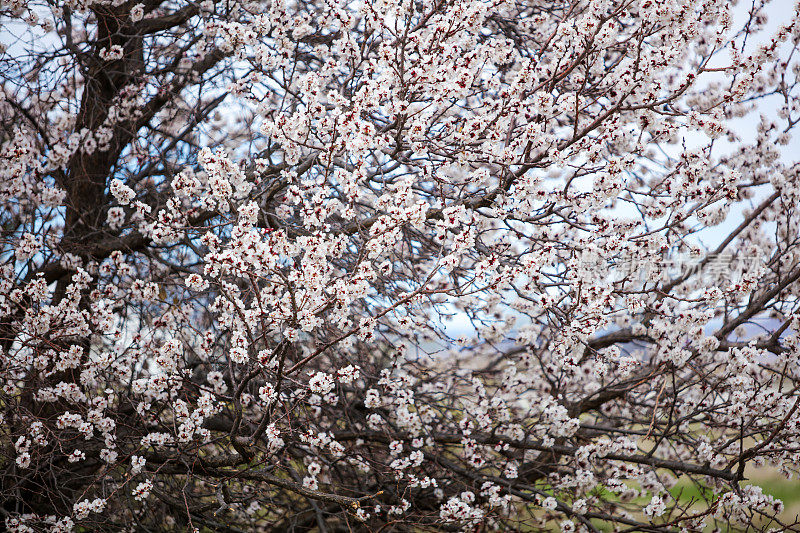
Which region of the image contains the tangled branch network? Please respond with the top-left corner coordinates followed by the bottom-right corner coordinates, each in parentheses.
top-left (2, 0), bottom-right (800, 531)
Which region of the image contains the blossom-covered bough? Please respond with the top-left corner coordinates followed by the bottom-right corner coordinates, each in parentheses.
top-left (2, 0), bottom-right (800, 531)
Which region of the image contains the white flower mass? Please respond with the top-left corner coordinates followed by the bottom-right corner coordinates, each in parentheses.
top-left (1, 0), bottom-right (800, 531)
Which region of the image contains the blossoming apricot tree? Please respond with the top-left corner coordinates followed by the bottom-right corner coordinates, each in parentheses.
top-left (2, 0), bottom-right (800, 531)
